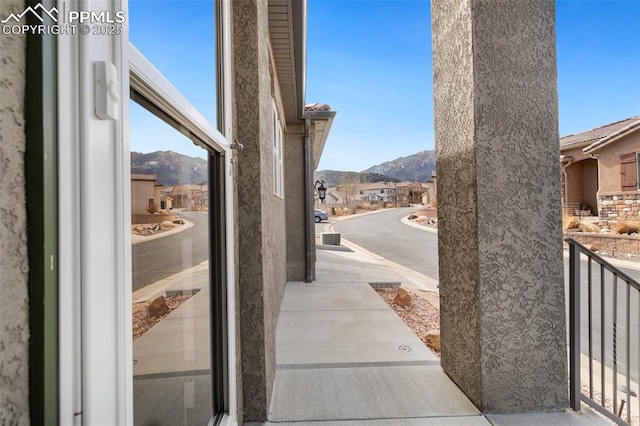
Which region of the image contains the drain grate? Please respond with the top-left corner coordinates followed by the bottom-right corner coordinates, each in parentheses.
top-left (369, 281), bottom-right (401, 289)
top-left (165, 288), bottom-right (201, 297)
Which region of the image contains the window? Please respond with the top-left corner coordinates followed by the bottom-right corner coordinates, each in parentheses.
top-left (273, 102), bottom-right (284, 197)
top-left (621, 153), bottom-right (638, 191)
top-left (129, 101), bottom-right (219, 425)
top-left (57, 1), bottom-right (236, 424)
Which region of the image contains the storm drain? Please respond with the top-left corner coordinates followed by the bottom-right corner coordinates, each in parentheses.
top-left (368, 281), bottom-right (401, 289)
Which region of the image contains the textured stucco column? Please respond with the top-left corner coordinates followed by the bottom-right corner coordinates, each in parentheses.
top-left (232, 0), bottom-right (288, 421)
top-left (432, 0), bottom-right (567, 412)
top-left (0, 0), bottom-right (30, 423)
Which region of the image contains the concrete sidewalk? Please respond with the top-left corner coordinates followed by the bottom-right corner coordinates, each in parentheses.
top-left (248, 240), bottom-right (609, 425)
top-left (265, 248), bottom-right (488, 425)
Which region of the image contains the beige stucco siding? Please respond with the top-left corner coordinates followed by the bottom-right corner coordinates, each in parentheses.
top-left (131, 180), bottom-right (155, 214)
top-left (232, 0), bottom-right (289, 420)
top-left (596, 129), bottom-right (640, 194)
top-left (284, 126), bottom-right (306, 281)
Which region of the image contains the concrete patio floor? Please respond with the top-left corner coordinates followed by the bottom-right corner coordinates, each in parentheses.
top-left (246, 244), bottom-right (609, 425)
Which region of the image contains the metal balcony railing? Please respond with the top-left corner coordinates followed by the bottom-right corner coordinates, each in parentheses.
top-left (562, 202), bottom-right (583, 217)
top-left (567, 237), bottom-right (640, 425)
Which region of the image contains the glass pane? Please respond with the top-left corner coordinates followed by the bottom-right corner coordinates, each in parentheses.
top-left (128, 0), bottom-right (217, 126)
top-left (130, 99), bottom-right (212, 425)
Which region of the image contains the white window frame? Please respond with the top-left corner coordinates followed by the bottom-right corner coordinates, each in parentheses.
top-left (57, 1), bottom-right (237, 424)
top-left (273, 100), bottom-right (284, 197)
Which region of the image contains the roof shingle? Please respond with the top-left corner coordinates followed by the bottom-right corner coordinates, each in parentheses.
top-left (560, 117), bottom-right (640, 150)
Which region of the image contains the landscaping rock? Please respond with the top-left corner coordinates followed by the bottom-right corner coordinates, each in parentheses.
top-left (423, 330), bottom-right (441, 351)
top-left (394, 286), bottom-right (412, 307)
top-left (161, 221), bottom-right (177, 229)
top-left (147, 295), bottom-right (170, 318)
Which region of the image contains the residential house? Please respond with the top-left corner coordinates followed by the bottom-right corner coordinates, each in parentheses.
top-left (2, 0), bottom-right (335, 423)
top-left (1, 1), bottom-right (570, 424)
top-left (131, 173), bottom-right (162, 214)
top-left (394, 181), bottom-right (427, 206)
top-left (560, 117), bottom-right (640, 222)
top-left (162, 183), bottom-right (208, 210)
top-left (423, 172), bottom-right (437, 206)
top-left (353, 182), bottom-right (398, 203)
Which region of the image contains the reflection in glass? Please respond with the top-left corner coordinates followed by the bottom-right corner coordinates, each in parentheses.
top-left (130, 100), bottom-right (212, 425)
top-left (128, 0), bottom-right (216, 126)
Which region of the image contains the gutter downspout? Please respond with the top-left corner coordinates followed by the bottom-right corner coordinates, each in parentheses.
top-left (304, 117), bottom-right (313, 283)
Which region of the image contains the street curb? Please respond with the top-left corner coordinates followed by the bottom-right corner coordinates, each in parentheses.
top-left (400, 214), bottom-right (438, 234)
top-left (131, 219), bottom-right (195, 245)
top-left (316, 244), bottom-right (353, 252)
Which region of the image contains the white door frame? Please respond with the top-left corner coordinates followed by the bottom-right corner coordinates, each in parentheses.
top-left (57, 1), bottom-right (237, 424)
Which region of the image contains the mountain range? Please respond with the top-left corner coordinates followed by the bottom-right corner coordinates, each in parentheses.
top-left (131, 151), bottom-right (208, 186)
top-left (316, 150), bottom-right (436, 187)
top-left (132, 149), bottom-right (436, 189)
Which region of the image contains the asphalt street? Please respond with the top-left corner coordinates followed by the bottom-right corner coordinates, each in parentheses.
top-left (334, 207), bottom-right (439, 281)
top-left (132, 211), bottom-right (209, 292)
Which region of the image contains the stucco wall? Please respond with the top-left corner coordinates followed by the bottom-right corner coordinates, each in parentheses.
top-left (131, 180), bottom-right (155, 214)
top-left (433, 0), bottom-right (567, 412)
top-left (0, 0), bottom-right (30, 423)
top-left (232, 0), bottom-right (287, 420)
top-left (284, 127), bottom-right (306, 281)
top-left (565, 232), bottom-right (640, 257)
top-left (597, 130), bottom-right (640, 193)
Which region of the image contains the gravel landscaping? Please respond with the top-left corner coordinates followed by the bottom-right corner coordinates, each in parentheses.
top-left (132, 295), bottom-right (192, 341)
top-left (374, 287), bottom-right (441, 356)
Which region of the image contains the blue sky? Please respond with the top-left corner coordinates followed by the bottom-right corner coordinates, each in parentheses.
top-left (128, 0), bottom-right (640, 172)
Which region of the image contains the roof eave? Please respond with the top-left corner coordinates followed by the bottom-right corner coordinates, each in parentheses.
top-left (268, 0), bottom-right (306, 124)
top-left (292, 0), bottom-right (306, 122)
top-left (304, 110), bottom-right (337, 169)
top-left (560, 141), bottom-right (592, 152)
top-left (583, 121), bottom-right (640, 154)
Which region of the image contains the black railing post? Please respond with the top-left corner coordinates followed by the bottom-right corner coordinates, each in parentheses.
top-left (569, 241), bottom-right (582, 411)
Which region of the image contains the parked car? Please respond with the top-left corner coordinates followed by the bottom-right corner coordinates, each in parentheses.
top-left (314, 209), bottom-right (328, 223)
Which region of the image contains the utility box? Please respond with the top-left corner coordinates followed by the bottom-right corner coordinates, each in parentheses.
top-left (321, 232), bottom-right (341, 246)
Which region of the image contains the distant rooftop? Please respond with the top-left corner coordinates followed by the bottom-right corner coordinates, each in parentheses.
top-left (560, 116), bottom-right (640, 150)
top-left (131, 174), bottom-right (157, 181)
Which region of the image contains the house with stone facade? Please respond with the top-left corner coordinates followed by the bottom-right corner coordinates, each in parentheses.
top-left (2, 0), bottom-right (574, 424)
top-left (560, 117), bottom-right (640, 223)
